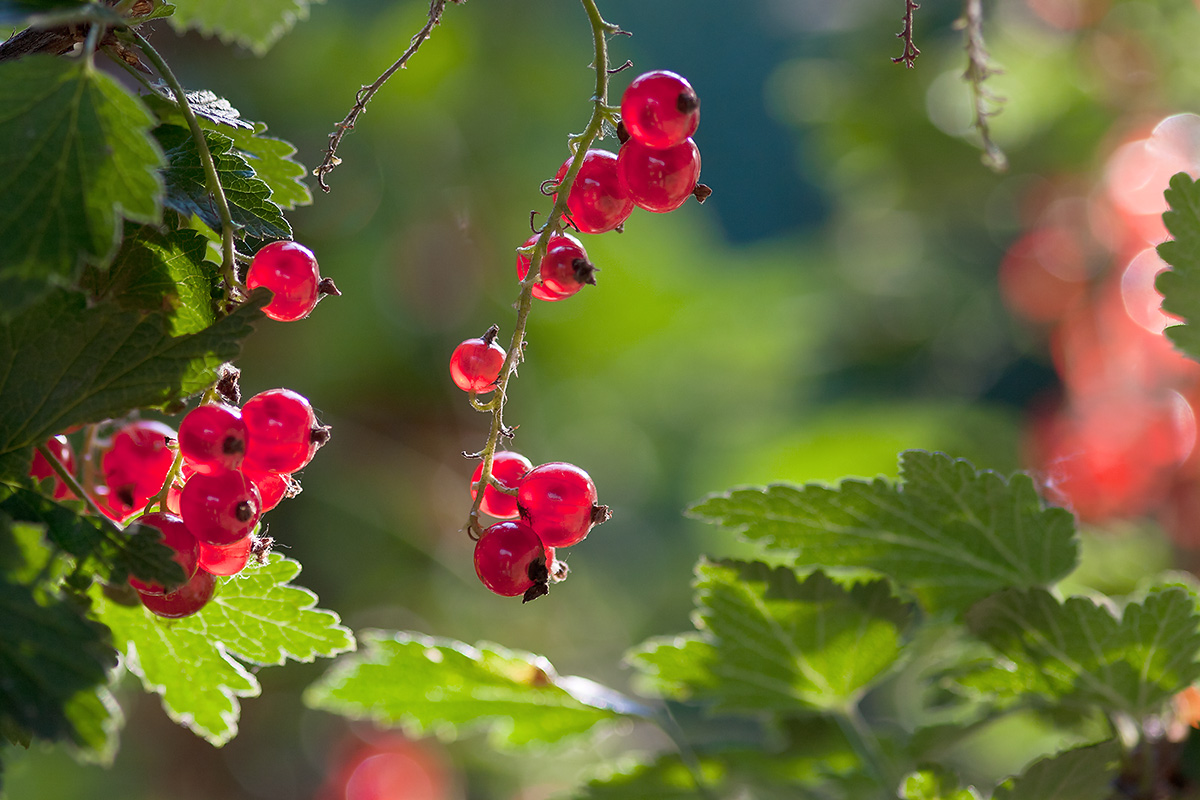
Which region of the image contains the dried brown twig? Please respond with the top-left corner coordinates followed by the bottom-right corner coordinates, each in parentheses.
top-left (958, 0), bottom-right (1007, 171)
top-left (892, 0), bottom-right (920, 68)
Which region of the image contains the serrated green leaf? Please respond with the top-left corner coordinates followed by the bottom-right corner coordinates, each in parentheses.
top-left (1158, 172), bottom-right (1200, 362)
top-left (81, 225), bottom-right (219, 336)
top-left (0, 56), bottom-right (163, 283)
top-left (61, 685), bottom-right (122, 765)
top-left (156, 125), bottom-right (290, 241)
top-left (966, 588), bottom-right (1200, 719)
top-left (167, 0), bottom-right (322, 56)
top-left (92, 554), bottom-right (346, 745)
top-left (0, 288), bottom-right (265, 480)
top-left (305, 630), bottom-right (621, 749)
top-left (689, 451), bottom-right (1078, 618)
top-left (992, 740), bottom-right (1121, 800)
top-left (629, 562), bottom-right (911, 713)
top-left (901, 768), bottom-right (982, 800)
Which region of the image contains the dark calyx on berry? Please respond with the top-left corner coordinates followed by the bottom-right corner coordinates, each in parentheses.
top-left (676, 89), bottom-right (699, 114)
top-left (523, 555), bottom-right (551, 604)
top-left (572, 258), bottom-right (597, 285)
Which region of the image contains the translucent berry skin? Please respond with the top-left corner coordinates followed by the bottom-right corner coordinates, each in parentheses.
top-left (102, 420), bottom-right (177, 514)
top-left (178, 404), bottom-right (248, 475)
top-left (246, 241), bottom-right (321, 322)
top-left (165, 461), bottom-right (196, 516)
top-left (555, 151), bottom-right (634, 234)
top-left (244, 467), bottom-right (295, 512)
top-left (473, 520), bottom-right (549, 597)
top-left (617, 138), bottom-right (701, 213)
top-left (138, 568), bottom-right (215, 618)
top-left (179, 470), bottom-right (262, 546)
top-left (517, 462), bottom-right (600, 548)
top-left (621, 70), bottom-right (700, 149)
top-left (449, 338), bottom-right (506, 393)
top-left (515, 235), bottom-right (567, 301)
top-left (242, 389), bottom-right (321, 474)
top-left (128, 512), bottom-right (200, 595)
top-left (198, 535), bottom-right (253, 576)
top-left (90, 485), bottom-right (135, 524)
top-left (30, 435), bottom-right (76, 500)
top-left (471, 451), bottom-right (533, 519)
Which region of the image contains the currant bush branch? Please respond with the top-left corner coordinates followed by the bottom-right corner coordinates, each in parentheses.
top-left (462, 0), bottom-right (620, 539)
top-left (315, 0), bottom-right (458, 193)
top-left (958, 0), bottom-right (1007, 172)
top-left (892, 0), bottom-right (920, 68)
top-left (36, 442), bottom-right (122, 533)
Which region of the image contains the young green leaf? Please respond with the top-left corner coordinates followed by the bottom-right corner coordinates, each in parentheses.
top-left (689, 451), bottom-right (1077, 618)
top-left (991, 740), bottom-right (1121, 800)
top-left (629, 562), bottom-right (911, 714)
top-left (901, 768), bottom-right (982, 800)
top-left (965, 588), bottom-right (1200, 719)
top-left (92, 553), bottom-right (351, 745)
top-left (81, 225), bottom-right (220, 336)
top-left (167, 0), bottom-right (322, 56)
top-left (0, 288), bottom-right (265, 480)
top-left (305, 631), bottom-right (622, 749)
top-left (156, 125), bottom-right (291, 241)
top-left (1158, 172), bottom-right (1200, 362)
top-left (0, 56), bottom-right (163, 281)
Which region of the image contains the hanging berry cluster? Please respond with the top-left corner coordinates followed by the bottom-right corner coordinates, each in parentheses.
top-left (449, 7), bottom-right (708, 603)
top-left (30, 241), bottom-right (336, 618)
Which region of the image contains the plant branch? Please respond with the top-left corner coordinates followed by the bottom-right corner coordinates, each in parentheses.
top-left (36, 443), bottom-right (121, 532)
top-left (892, 0), bottom-right (920, 68)
top-left (128, 29), bottom-right (239, 292)
top-left (959, 0), bottom-right (1007, 172)
top-left (463, 0), bottom-right (620, 539)
top-left (314, 0), bottom-right (456, 193)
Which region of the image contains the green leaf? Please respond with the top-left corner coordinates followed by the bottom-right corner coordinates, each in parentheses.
top-left (0, 56), bottom-right (163, 283)
top-left (901, 768), bottom-right (982, 800)
top-left (305, 630), bottom-right (621, 749)
top-left (0, 288), bottom-right (265, 479)
top-left (992, 740), bottom-right (1121, 800)
top-left (628, 562), bottom-right (911, 713)
top-left (0, 1), bottom-right (87, 25)
top-left (156, 125), bottom-right (291, 241)
top-left (61, 686), bottom-right (122, 765)
top-left (689, 451), bottom-right (1078, 618)
top-left (146, 94), bottom-right (310, 210)
top-left (1158, 172), bottom-right (1200, 362)
top-left (93, 553), bottom-right (349, 745)
top-left (965, 588), bottom-right (1200, 719)
top-left (81, 225), bottom-right (219, 336)
top-left (167, 0), bottom-right (322, 56)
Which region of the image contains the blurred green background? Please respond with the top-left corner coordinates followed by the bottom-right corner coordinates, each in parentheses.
top-left (9, 0), bottom-right (1200, 796)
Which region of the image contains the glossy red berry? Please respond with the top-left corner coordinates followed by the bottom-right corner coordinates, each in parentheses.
top-left (617, 138), bottom-right (701, 213)
top-left (198, 535), bottom-right (253, 577)
top-left (516, 234), bottom-right (596, 301)
top-left (471, 451), bottom-right (533, 519)
top-left (128, 512), bottom-right (200, 595)
top-left (515, 235), bottom-right (567, 301)
top-left (517, 462), bottom-right (608, 548)
top-left (101, 420), bottom-right (177, 514)
top-left (178, 404), bottom-right (248, 475)
top-left (90, 485), bottom-right (135, 524)
top-left (138, 568), bottom-right (216, 618)
top-left (179, 470), bottom-right (262, 546)
top-left (30, 435), bottom-right (76, 500)
top-left (473, 520), bottom-right (552, 599)
top-left (621, 70), bottom-right (700, 149)
top-left (449, 331), bottom-right (506, 394)
top-left (246, 241), bottom-right (322, 322)
top-left (242, 389), bottom-right (326, 474)
top-left (244, 467), bottom-right (297, 512)
top-left (555, 150), bottom-right (634, 234)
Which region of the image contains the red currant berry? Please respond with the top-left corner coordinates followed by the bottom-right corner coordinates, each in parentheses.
top-left (617, 138), bottom-right (701, 213)
top-left (179, 470), bottom-right (262, 546)
top-left (244, 467), bottom-right (297, 512)
top-left (471, 451), bottom-right (533, 519)
top-left (246, 241), bottom-right (322, 322)
top-left (165, 461), bottom-right (196, 516)
top-left (515, 235), bottom-right (567, 301)
top-left (90, 485), bottom-right (135, 524)
top-left (128, 512), bottom-right (200, 595)
top-left (101, 420), bottom-right (177, 514)
top-left (517, 462), bottom-right (608, 548)
top-left (555, 150), bottom-right (634, 234)
top-left (449, 329), bottom-right (506, 393)
top-left (30, 435), bottom-right (76, 500)
top-left (178, 404), bottom-right (248, 475)
top-left (621, 70), bottom-right (700, 149)
top-left (242, 389), bottom-right (326, 474)
top-left (473, 520), bottom-right (551, 599)
top-left (516, 234), bottom-right (596, 301)
top-left (198, 535), bottom-right (253, 577)
top-left (138, 568), bottom-right (216, 618)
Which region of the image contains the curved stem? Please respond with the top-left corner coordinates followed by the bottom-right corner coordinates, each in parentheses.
top-left (129, 29), bottom-right (238, 294)
top-left (464, 0), bottom-right (619, 536)
top-left (836, 703), bottom-right (900, 797)
top-left (36, 443), bottom-right (122, 533)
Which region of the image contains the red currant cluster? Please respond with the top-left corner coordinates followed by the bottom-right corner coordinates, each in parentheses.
top-left (470, 453), bottom-right (609, 602)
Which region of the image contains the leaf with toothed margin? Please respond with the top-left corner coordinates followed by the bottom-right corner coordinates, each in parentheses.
top-left (992, 740), bottom-right (1121, 800)
top-left (1158, 172), bottom-right (1200, 363)
top-left (167, 0), bottom-right (323, 56)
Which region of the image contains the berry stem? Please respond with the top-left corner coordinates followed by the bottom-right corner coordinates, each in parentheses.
top-left (128, 29), bottom-right (238, 296)
top-left (35, 442), bottom-right (120, 531)
top-left (148, 444), bottom-right (184, 514)
top-left (465, 0), bottom-right (621, 536)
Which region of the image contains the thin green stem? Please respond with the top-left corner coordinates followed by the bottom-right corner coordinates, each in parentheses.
top-left (129, 29), bottom-right (238, 293)
top-left (36, 443), bottom-right (122, 532)
top-left (464, 0), bottom-right (619, 537)
top-left (653, 705), bottom-right (718, 800)
top-left (836, 703), bottom-right (900, 797)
